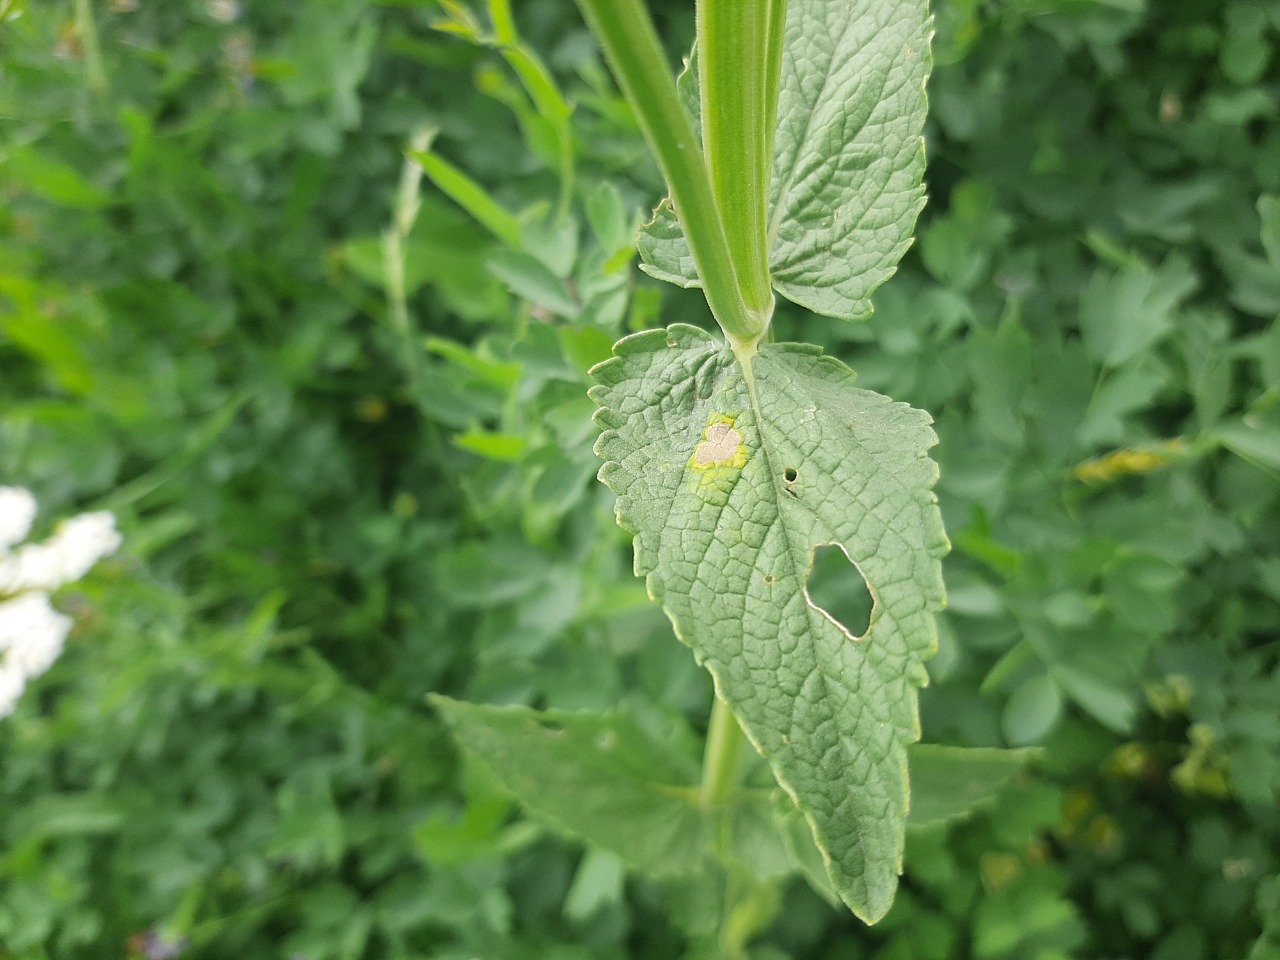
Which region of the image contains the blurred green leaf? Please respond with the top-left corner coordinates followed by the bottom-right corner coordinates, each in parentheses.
top-left (1079, 258), bottom-right (1197, 368)
top-left (486, 249), bottom-right (579, 316)
top-left (907, 744), bottom-right (1037, 826)
top-left (1002, 674), bottom-right (1063, 745)
top-left (431, 697), bottom-right (711, 875)
top-left (2, 146), bottom-right (111, 208)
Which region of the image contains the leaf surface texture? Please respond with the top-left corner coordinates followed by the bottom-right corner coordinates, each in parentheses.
top-left (591, 324), bottom-right (946, 919)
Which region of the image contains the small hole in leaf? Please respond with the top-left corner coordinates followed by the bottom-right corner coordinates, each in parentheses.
top-left (763, 572), bottom-right (777, 585)
top-left (805, 544), bottom-right (874, 638)
top-left (784, 467), bottom-right (798, 483)
top-left (536, 719), bottom-right (566, 735)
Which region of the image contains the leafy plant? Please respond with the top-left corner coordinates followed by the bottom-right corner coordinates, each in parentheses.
top-left (3, 0), bottom-right (1278, 956)
top-left (433, 0), bottom-right (976, 933)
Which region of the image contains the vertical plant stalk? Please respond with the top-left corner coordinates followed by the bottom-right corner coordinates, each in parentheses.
top-left (580, 0), bottom-right (791, 804)
top-left (72, 0), bottom-right (108, 93)
top-left (692, 0), bottom-right (787, 804)
top-left (384, 127), bottom-right (435, 390)
top-left (698, 0), bottom-right (785, 325)
top-left (700, 693), bottom-right (746, 807)
top-left (574, 0), bottom-right (765, 346)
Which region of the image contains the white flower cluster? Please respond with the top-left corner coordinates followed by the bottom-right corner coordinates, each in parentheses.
top-left (0, 487), bottom-right (121, 719)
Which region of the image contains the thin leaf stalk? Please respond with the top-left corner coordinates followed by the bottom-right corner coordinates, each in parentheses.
top-left (574, 0), bottom-right (764, 345)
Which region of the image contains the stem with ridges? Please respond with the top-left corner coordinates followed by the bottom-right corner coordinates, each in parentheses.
top-left (698, 0), bottom-right (786, 327)
top-left (575, 0), bottom-right (764, 345)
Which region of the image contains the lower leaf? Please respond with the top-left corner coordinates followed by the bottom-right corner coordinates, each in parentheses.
top-left (590, 323), bottom-right (947, 922)
top-left (430, 695), bottom-right (710, 876)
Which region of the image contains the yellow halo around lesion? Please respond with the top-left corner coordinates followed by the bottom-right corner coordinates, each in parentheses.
top-left (690, 414), bottom-right (748, 471)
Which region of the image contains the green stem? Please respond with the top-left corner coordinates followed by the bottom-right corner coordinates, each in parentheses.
top-left (73, 0), bottom-right (108, 93)
top-left (488, 0), bottom-right (517, 41)
top-left (385, 127), bottom-right (434, 390)
top-left (700, 694), bottom-right (745, 807)
top-left (698, 0), bottom-right (785, 324)
top-left (575, 0), bottom-right (764, 345)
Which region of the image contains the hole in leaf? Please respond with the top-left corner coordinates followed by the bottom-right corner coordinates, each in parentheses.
top-left (805, 544), bottom-right (874, 638)
top-left (783, 466), bottom-right (798, 483)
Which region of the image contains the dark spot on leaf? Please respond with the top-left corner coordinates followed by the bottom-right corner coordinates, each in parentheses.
top-left (806, 544), bottom-right (875, 638)
top-left (763, 572), bottom-right (777, 585)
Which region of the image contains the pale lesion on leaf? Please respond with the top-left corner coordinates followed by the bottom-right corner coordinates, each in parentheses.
top-left (690, 415), bottom-right (748, 470)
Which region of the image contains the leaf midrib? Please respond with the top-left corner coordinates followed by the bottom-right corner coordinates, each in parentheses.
top-left (734, 346), bottom-right (877, 907)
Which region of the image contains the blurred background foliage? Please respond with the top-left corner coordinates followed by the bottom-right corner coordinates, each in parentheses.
top-left (1, 0), bottom-right (1278, 957)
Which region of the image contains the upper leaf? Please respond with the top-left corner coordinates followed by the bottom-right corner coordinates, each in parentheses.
top-left (591, 324), bottom-right (947, 921)
top-left (637, 0), bottom-right (931, 321)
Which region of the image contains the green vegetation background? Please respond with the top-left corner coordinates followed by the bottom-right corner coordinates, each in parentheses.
top-left (1, 0), bottom-right (1278, 957)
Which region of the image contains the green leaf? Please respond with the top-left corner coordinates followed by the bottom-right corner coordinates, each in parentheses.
top-left (1078, 258), bottom-right (1197, 368)
top-left (1051, 664), bottom-right (1136, 734)
top-left (426, 336), bottom-right (522, 390)
top-left (591, 323), bottom-right (947, 921)
top-left (637, 197), bottom-right (701, 289)
top-left (1251, 875), bottom-right (1280, 960)
top-left (564, 848), bottom-right (627, 921)
top-left (486, 249), bottom-right (579, 317)
top-left (636, 0), bottom-right (931, 321)
top-left (430, 695), bottom-right (712, 875)
top-left (586, 181), bottom-right (634, 255)
top-left (1214, 408), bottom-right (1280, 473)
top-left (454, 430), bottom-right (527, 462)
top-left (907, 744), bottom-right (1036, 826)
top-left (412, 149), bottom-right (524, 249)
top-left (2, 146), bottom-right (111, 209)
top-left (1002, 673), bottom-right (1063, 746)
top-left (6, 793), bottom-right (124, 839)
top-left (1259, 195), bottom-right (1280, 268)
top-left (1077, 358), bottom-right (1166, 447)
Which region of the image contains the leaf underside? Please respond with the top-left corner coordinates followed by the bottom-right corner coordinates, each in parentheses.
top-left (637, 0), bottom-right (932, 321)
top-left (591, 323), bottom-right (947, 921)
top-left (434, 698), bottom-right (1030, 909)
top-left (430, 695), bottom-right (712, 875)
